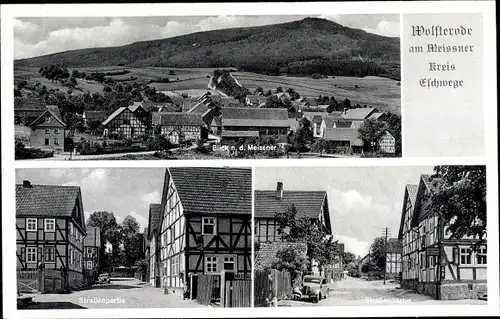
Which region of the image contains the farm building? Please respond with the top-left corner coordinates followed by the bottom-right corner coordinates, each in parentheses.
top-left (83, 226), bottom-right (101, 271)
top-left (147, 203), bottom-right (162, 287)
top-left (377, 130), bottom-right (396, 154)
top-left (385, 238), bottom-right (403, 279)
top-left (323, 128), bottom-right (364, 154)
top-left (157, 167), bottom-right (252, 306)
top-left (157, 113), bottom-right (205, 144)
top-left (398, 176), bottom-right (487, 300)
top-left (28, 105), bottom-right (67, 152)
top-left (245, 95), bottom-right (267, 107)
top-left (16, 181), bottom-right (87, 293)
top-left (212, 108), bottom-right (289, 138)
top-left (340, 108), bottom-right (377, 120)
top-left (14, 96), bottom-right (47, 125)
top-left (102, 104), bottom-right (147, 139)
top-left (82, 111), bottom-right (107, 126)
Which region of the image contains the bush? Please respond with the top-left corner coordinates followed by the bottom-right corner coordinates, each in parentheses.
top-left (15, 141), bottom-right (54, 159)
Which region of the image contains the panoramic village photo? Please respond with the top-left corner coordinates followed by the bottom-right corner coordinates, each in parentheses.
top-left (15, 167), bottom-right (252, 309)
top-left (253, 165), bottom-right (487, 307)
top-left (14, 15), bottom-right (401, 160)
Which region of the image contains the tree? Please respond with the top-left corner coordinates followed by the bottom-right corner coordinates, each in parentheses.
top-left (254, 87), bottom-right (264, 94)
top-left (271, 246), bottom-right (309, 282)
top-left (311, 139), bottom-right (329, 156)
top-left (369, 236), bottom-right (387, 271)
top-left (122, 215), bottom-right (140, 236)
top-left (358, 119), bottom-right (388, 152)
top-left (276, 86), bottom-right (283, 93)
top-left (274, 204), bottom-right (338, 274)
top-left (385, 112), bottom-right (401, 156)
top-left (429, 166), bottom-right (486, 249)
top-left (87, 211), bottom-right (123, 270)
top-left (121, 216), bottom-right (143, 267)
top-left (290, 118), bottom-right (313, 152)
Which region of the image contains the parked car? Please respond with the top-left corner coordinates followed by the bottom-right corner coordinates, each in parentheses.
top-left (97, 273), bottom-right (111, 284)
top-left (293, 275), bottom-right (329, 303)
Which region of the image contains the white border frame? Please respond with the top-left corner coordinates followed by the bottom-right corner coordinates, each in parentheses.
top-left (2, 1), bottom-right (498, 318)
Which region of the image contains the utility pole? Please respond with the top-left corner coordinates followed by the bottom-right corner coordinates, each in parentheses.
top-left (381, 227), bottom-right (391, 285)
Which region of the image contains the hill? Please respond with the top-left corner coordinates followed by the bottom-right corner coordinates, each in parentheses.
top-left (15, 18), bottom-right (400, 76)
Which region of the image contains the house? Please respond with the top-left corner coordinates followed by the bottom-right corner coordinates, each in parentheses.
top-left (302, 111), bottom-right (328, 122)
top-left (212, 108), bottom-right (289, 138)
top-left (144, 226), bottom-right (150, 282)
top-left (102, 105), bottom-right (147, 139)
top-left (83, 226), bottom-right (101, 271)
top-left (147, 204), bottom-right (162, 287)
top-left (14, 96), bottom-right (47, 125)
top-left (377, 131), bottom-right (396, 154)
top-left (359, 253), bottom-right (372, 273)
top-left (245, 95), bottom-right (267, 107)
top-left (158, 167), bottom-right (252, 301)
top-left (368, 112), bottom-right (388, 121)
top-left (28, 105), bottom-right (67, 152)
top-left (82, 111), bottom-right (107, 127)
top-left (312, 115), bottom-right (324, 138)
top-left (16, 181), bottom-right (87, 292)
top-left (398, 175), bottom-right (487, 300)
top-left (340, 108), bottom-right (377, 120)
top-left (323, 128), bottom-right (364, 153)
top-left (385, 238), bottom-right (402, 278)
top-left (157, 113), bottom-right (205, 144)
top-left (276, 92), bottom-right (290, 101)
top-left (254, 182), bottom-right (332, 242)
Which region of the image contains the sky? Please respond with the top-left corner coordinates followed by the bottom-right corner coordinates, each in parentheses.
top-left (14, 14), bottom-right (400, 59)
top-left (255, 166), bottom-right (435, 258)
top-left (16, 168), bottom-right (165, 233)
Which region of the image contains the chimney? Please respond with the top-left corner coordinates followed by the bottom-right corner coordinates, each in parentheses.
top-left (23, 180), bottom-right (32, 188)
top-left (276, 182), bottom-right (284, 199)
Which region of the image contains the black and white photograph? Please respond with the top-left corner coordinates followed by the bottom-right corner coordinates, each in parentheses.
top-left (253, 165), bottom-right (487, 307)
top-left (13, 14), bottom-right (401, 160)
top-left (15, 167), bottom-right (252, 309)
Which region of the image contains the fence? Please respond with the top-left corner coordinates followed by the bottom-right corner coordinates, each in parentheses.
top-left (17, 269), bottom-right (39, 293)
top-left (196, 274), bottom-right (215, 306)
top-left (254, 269), bottom-right (292, 307)
top-left (223, 273), bottom-right (251, 308)
top-left (17, 269), bottom-right (68, 294)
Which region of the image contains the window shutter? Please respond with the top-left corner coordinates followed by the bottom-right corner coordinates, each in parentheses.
top-left (37, 247), bottom-right (43, 262)
top-left (21, 248), bottom-right (26, 262)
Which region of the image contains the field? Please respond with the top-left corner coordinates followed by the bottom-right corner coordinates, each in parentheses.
top-left (15, 66), bottom-right (400, 113)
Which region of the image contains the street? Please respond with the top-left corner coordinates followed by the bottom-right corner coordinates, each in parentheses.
top-left (279, 276), bottom-right (487, 307)
top-left (19, 278), bottom-right (205, 309)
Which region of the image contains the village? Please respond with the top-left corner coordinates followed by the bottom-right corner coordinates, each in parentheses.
top-left (14, 68), bottom-right (400, 161)
top-left (15, 165), bottom-right (486, 309)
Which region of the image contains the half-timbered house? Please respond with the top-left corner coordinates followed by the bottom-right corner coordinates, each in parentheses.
top-left (16, 181), bottom-right (87, 292)
top-left (398, 175), bottom-right (487, 300)
top-left (158, 167), bottom-right (252, 302)
top-left (83, 226), bottom-right (101, 271)
top-left (147, 203), bottom-right (162, 287)
top-left (385, 238), bottom-right (402, 278)
top-left (102, 105), bottom-right (147, 139)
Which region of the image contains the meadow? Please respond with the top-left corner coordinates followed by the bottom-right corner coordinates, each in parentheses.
top-left (15, 66), bottom-right (400, 113)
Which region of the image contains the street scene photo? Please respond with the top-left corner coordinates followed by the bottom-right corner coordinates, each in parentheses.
top-left (14, 15), bottom-right (401, 160)
top-left (16, 167), bottom-right (252, 308)
top-left (253, 165), bottom-right (487, 306)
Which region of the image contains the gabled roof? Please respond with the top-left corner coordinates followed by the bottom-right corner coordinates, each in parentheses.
top-left (341, 108), bottom-right (376, 120)
top-left (29, 105), bottom-right (66, 127)
top-left (221, 130), bottom-right (259, 138)
top-left (312, 115), bottom-right (323, 124)
top-left (335, 120), bottom-right (353, 128)
top-left (386, 238), bottom-right (402, 254)
top-left (397, 184), bottom-right (418, 240)
top-left (287, 118), bottom-right (301, 131)
top-left (188, 102), bottom-right (210, 114)
top-left (221, 108), bottom-right (288, 127)
top-left (84, 226), bottom-right (101, 247)
top-left (148, 204), bottom-right (162, 239)
top-left (168, 167), bottom-right (252, 215)
top-left (159, 113), bottom-right (205, 126)
top-left (368, 112), bottom-right (385, 120)
top-left (129, 101), bottom-right (152, 112)
top-left (84, 110), bottom-right (107, 121)
top-left (16, 183), bottom-right (84, 231)
top-left (255, 190), bottom-right (327, 220)
top-left (102, 107), bottom-right (128, 126)
top-left (411, 174), bottom-right (444, 227)
top-left (323, 128), bottom-right (363, 146)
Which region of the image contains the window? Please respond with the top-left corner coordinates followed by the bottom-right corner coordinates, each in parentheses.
top-left (27, 218), bottom-right (37, 231)
top-left (26, 247), bottom-right (37, 263)
top-left (172, 256), bottom-right (179, 275)
top-left (87, 247), bottom-right (93, 258)
top-left (206, 256), bottom-right (218, 273)
top-left (54, 138), bottom-right (59, 145)
top-left (202, 217), bottom-right (216, 235)
top-left (45, 115), bottom-right (51, 123)
top-left (44, 247), bottom-right (55, 263)
top-left (55, 128), bottom-right (59, 134)
top-left (87, 261), bottom-right (93, 269)
top-left (45, 138), bottom-right (50, 145)
top-left (45, 128), bottom-right (50, 134)
top-left (476, 248), bottom-right (487, 265)
top-left (460, 248), bottom-right (472, 265)
top-left (44, 219), bottom-right (55, 232)
top-left (223, 257), bottom-right (235, 271)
